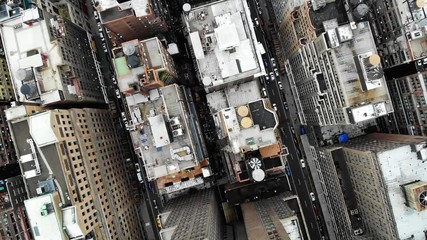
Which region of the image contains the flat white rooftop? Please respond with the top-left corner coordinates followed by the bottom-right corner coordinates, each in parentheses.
top-left (24, 193), bottom-right (64, 240)
top-left (0, 8), bottom-right (65, 103)
top-left (97, 0), bottom-right (149, 17)
top-left (184, 0), bottom-right (264, 89)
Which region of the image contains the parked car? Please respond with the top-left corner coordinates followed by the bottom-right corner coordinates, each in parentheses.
top-left (272, 103), bottom-right (277, 111)
top-left (285, 164), bottom-right (292, 176)
top-left (278, 81), bottom-right (283, 90)
top-left (274, 68), bottom-right (279, 76)
top-left (254, 18), bottom-right (259, 26)
top-left (93, 11), bottom-right (99, 19)
top-left (121, 112), bottom-right (127, 122)
top-left (300, 159), bottom-right (306, 168)
top-left (115, 89), bottom-right (121, 98)
top-left (271, 58), bottom-right (276, 67)
top-left (310, 192), bottom-right (316, 201)
top-left (135, 163), bottom-right (141, 172)
top-left (112, 76), bottom-right (117, 84)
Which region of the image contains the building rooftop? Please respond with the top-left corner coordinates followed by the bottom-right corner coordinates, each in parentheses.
top-left (112, 37), bottom-right (172, 93)
top-left (96, 0), bottom-right (149, 17)
top-left (24, 192), bottom-right (84, 240)
top-left (127, 85), bottom-right (208, 192)
top-left (183, 0), bottom-right (264, 90)
top-left (8, 112), bottom-right (71, 205)
top-left (315, 21), bottom-right (393, 123)
top-left (207, 80), bottom-right (279, 154)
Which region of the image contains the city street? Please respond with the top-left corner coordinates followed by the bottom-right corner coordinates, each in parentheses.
top-left (247, 0), bottom-right (325, 238)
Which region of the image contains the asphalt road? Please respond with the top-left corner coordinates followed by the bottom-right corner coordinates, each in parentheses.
top-left (247, 0), bottom-right (324, 239)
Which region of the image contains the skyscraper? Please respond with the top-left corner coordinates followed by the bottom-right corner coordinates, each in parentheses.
top-left (7, 106), bottom-right (144, 239)
top-left (310, 133), bottom-right (427, 239)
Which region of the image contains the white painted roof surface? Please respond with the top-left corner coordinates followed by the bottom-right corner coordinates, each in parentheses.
top-left (29, 111), bottom-right (57, 147)
top-left (148, 115), bottom-right (170, 148)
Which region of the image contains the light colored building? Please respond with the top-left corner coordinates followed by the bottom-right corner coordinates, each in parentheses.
top-left (7, 107), bottom-right (144, 240)
top-left (157, 189), bottom-right (222, 240)
top-left (285, 20), bottom-right (393, 126)
top-left (207, 80), bottom-right (285, 184)
top-left (112, 37), bottom-right (176, 95)
top-left (311, 133), bottom-right (427, 239)
top-left (95, 0), bottom-right (169, 43)
top-left (0, 175), bottom-right (31, 240)
top-left (183, 0), bottom-right (265, 93)
top-left (126, 84), bottom-right (209, 195)
top-left (0, 8), bottom-right (106, 106)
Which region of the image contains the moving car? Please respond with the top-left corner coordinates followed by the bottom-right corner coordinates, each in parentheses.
top-left (261, 87), bottom-right (267, 97)
top-left (271, 58), bottom-right (276, 67)
top-left (300, 159), bottom-right (306, 168)
top-left (278, 81), bottom-right (283, 90)
top-left (274, 68), bottom-right (279, 77)
top-left (272, 103), bottom-right (277, 111)
top-left (269, 72), bottom-right (275, 81)
top-left (310, 192), bottom-right (316, 201)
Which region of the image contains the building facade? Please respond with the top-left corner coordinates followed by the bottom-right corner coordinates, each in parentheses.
top-left (37, 0), bottom-right (92, 32)
top-left (0, 55), bottom-right (14, 101)
top-left (311, 133), bottom-right (427, 239)
top-left (0, 105), bottom-right (17, 167)
top-left (0, 175), bottom-right (31, 240)
top-left (157, 189), bottom-right (222, 240)
top-left (96, 0), bottom-right (169, 42)
top-left (0, 8), bottom-right (106, 106)
top-left (7, 107), bottom-right (144, 240)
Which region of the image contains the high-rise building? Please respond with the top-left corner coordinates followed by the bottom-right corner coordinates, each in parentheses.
top-left (156, 189), bottom-right (222, 240)
top-left (6, 106), bottom-right (144, 240)
top-left (285, 20), bottom-right (393, 126)
top-left (182, 0), bottom-right (265, 93)
top-left (125, 84), bottom-right (209, 196)
top-left (0, 8), bottom-right (106, 106)
top-left (310, 133), bottom-right (427, 239)
top-left (95, 0), bottom-right (169, 42)
top-left (112, 37), bottom-right (176, 95)
top-left (0, 174), bottom-right (31, 240)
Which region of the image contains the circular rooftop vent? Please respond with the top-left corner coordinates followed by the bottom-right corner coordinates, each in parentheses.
top-left (123, 45), bottom-right (136, 56)
top-left (248, 157), bottom-right (262, 170)
top-left (252, 169), bottom-right (265, 182)
top-left (419, 190), bottom-right (427, 206)
top-left (20, 84), bottom-right (31, 95)
top-left (183, 3), bottom-right (191, 13)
